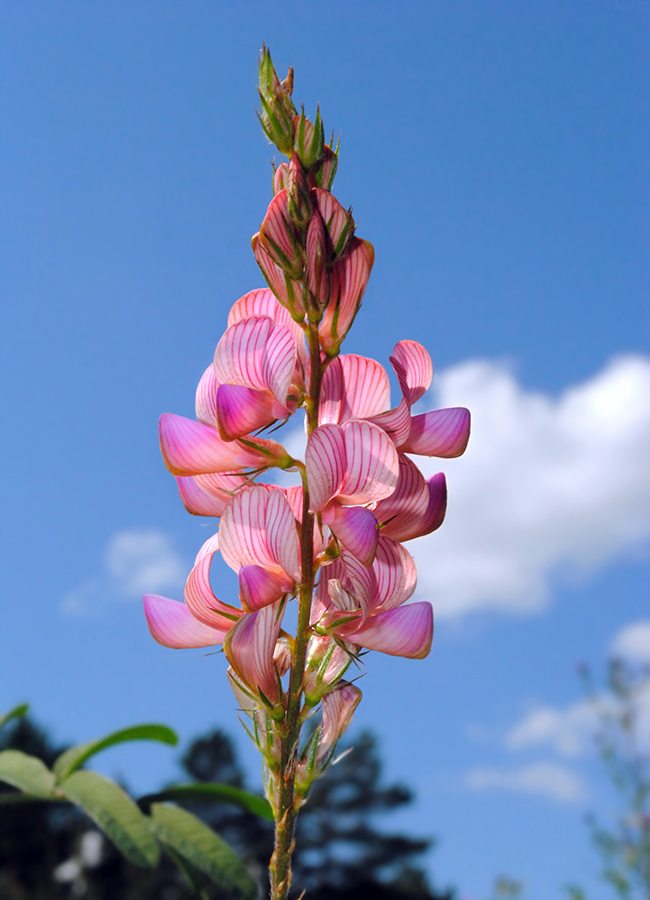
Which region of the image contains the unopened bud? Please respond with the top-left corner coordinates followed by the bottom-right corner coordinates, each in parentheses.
top-left (258, 46), bottom-right (298, 156)
top-left (304, 635), bottom-right (352, 705)
top-left (305, 210), bottom-right (329, 312)
top-left (259, 190), bottom-right (304, 280)
top-left (273, 640), bottom-right (292, 676)
top-left (251, 232), bottom-right (306, 322)
top-left (273, 163), bottom-right (290, 195)
top-left (294, 107), bottom-right (325, 170)
top-left (287, 153), bottom-right (313, 230)
top-left (309, 144), bottom-right (339, 192)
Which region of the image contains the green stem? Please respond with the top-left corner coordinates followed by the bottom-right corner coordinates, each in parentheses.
top-left (269, 324), bottom-right (324, 900)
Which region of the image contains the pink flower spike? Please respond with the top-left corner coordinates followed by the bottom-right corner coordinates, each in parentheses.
top-left (338, 420), bottom-right (399, 506)
top-left (224, 603), bottom-right (284, 704)
top-left (325, 505), bottom-right (379, 568)
top-left (143, 594), bottom-right (227, 649)
top-left (216, 383), bottom-right (276, 442)
top-left (239, 565), bottom-right (287, 612)
top-left (389, 340), bottom-right (433, 407)
top-left (317, 683), bottom-right (362, 765)
top-left (348, 602), bottom-right (433, 659)
top-left (319, 237), bottom-right (374, 354)
top-left (159, 413), bottom-right (270, 476)
top-left (400, 407), bottom-right (471, 457)
top-left (175, 475), bottom-right (232, 518)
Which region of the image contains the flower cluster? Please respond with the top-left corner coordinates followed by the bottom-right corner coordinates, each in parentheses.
top-left (144, 47), bottom-right (470, 897)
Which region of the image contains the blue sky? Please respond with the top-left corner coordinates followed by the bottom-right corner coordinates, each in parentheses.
top-left (2, 2), bottom-right (649, 898)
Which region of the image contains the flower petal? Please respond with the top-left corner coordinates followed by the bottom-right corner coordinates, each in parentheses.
top-left (372, 537), bottom-right (417, 611)
top-left (338, 420), bottom-right (399, 506)
top-left (239, 565), bottom-right (287, 612)
top-left (313, 188), bottom-right (353, 256)
top-left (316, 683), bottom-right (362, 765)
top-left (306, 424), bottom-right (346, 512)
top-left (319, 355), bottom-right (390, 424)
top-left (327, 505), bottom-right (379, 568)
top-left (229, 287), bottom-right (308, 378)
top-left (319, 237), bottom-right (374, 354)
top-left (265, 488), bottom-right (301, 582)
top-left (216, 383), bottom-right (276, 441)
top-left (214, 316), bottom-right (272, 391)
top-left (263, 323), bottom-right (297, 406)
top-left (374, 455), bottom-right (429, 542)
top-left (143, 594), bottom-right (227, 649)
top-left (252, 233), bottom-right (305, 317)
top-left (365, 396), bottom-right (412, 448)
top-left (159, 414), bottom-right (268, 476)
top-left (184, 551), bottom-right (242, 630)
top-left (400, 407), bottom-right (471, 457)
top-left (389, 341), bottom-right (433, 406)
top-left (224, 604), bottom-right (284, 703)
top-left (219, 485), bottom-right (276, 573)
top-left (175, 476), bottom-right (231, 517)
top-left (195, 364), bottom-right (219, 427)
top-left (348, 602), bottom-right (433, 659)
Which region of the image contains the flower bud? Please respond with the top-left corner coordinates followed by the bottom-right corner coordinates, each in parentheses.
top-left (304, 634), bottom-right (351, 705)
top-left (251, 232), bottom-right (305, 322)
top-left (258, 46), bottom-right (297, 156)
top-left (273, 163), bottom-right (290, 195)
top-left (287, 153), bottom-right (313, 230)
top-left (319, 237), bottom-right (375, 355)
top-left (305, 209), bottom-right (329, 312)
top-left (259, 190), bottom-right (304, 280)
top-left (308, 144), bottom-right (339, 192)
top-left (294, 107), bottom-right (324, 170)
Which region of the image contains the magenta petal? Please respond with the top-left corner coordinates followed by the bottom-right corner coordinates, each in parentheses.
top-left (159, 414), bottom-right (266, 476)
top-left (389, 341), bottom-right (433, 406)
top-left (175, 476), bottom-right (230, 517)
top-left (239, 565), bottom-right (286, 612)
top-left (328, 506), bottom-right (379, 568)
top-left (306, 424), bottom-right (346, 512)
top-left (214, 316), bottom-right (272, 391)
top-left (419, 472), bottom-right (447, 536)
top-left (263, 323), bottom-right (297, 405)
top-left (219, 486), bottom-right (276, 573)
top-left (216, 383), bottom-right (276, 441)
top-left (338, 420), bottom-right (399, 505)
top-left (224, 604), bottom-right (283, 703)
top-left (401, 407), bottom-right (471, 457)
top-left (348, 602), bottom-right (433, 659)
top-left (319, 355), bottom-right (390, 425)
top-left (195, 365), bottom-right (219, 427)
top-left (374, 455), bottom-right (429, 542)
top-left (265, 488), bottom-right (301, 582)
top-left (228, 287), bottom-right (308, 373)
top-left (143, 594), bottom-right (227, 649)
top-left (366, 396), bottom-right (412, 448)
top-left (372, 537), bottom-right (417, 611)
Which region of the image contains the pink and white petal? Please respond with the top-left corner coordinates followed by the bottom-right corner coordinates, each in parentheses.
top-left (228, 288), bottom-right (307, 369)
top-left (194, 531), bottom-right (219, 565)
top-left (185, 552), bottom-right (242, 629)
top-left (143, 594), bottom-right (227, 648)
top-left (175, 476), bottom-right (230, 518)
top-left (340, 548), bottom-right (376, 619)
top-left (260, 190), bottom-right (296, 263)
top-left (389, 341), bottom-right (433, 406)
top-left (374, 455), bottom-right (429, 542)
top-left (263, 323), bottom-right (297, 405)
top-left (347, 602), bottom-right (433, 659)
top-left (306, 424), bottom-right (346, 512)
top-left (216, 383), bottom-right (276, 441)
top-left (417, 472), bottom-right (447, 537)
top-left (265, 488), bottom-right (301, 581)
top-left (239, 565), bottom-right (286, 612)
top-left (252, 235), bottom-right (305, 317)
top-left (214, 316), bottom-right (272, 391)
top-left (372, 537), bottom-right (417, 611)
top-left (313, 188), bottom-right (352, 255)
top-left (338, 420), bottom-right (399, 506)
top-left (317, 683), bottom-right (362, 764)
top-left (195, 365), bottom-right (219, 427)
top-left (282, 485), bottom-right (304, 523)
top-left (401, 407), bottom-right (471, 458)
top-left (219, 485), bottom-right (277, 574)
top-left (194, 471), bottom-right (247, 505)
top-left (365, 396), bottom-right (412, 448)
top-left (159, 414), bottom-right (267, 476)
top-left (319, 238), bottom-right (374, 353)
top-left (328, 506), bottom-right (379, 568)
top-left (224, 603), bottom-right (284, 703)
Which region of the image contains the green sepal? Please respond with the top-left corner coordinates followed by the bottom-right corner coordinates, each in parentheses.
top-left (138, 783), bottom-right (273, 821)
top-left (0, 750), bottom-right (55, 798)
top-left (148, 803), bottom-right (257, 900)
top-left (294, 106), bottom-right (325, 169)
top-left (0, 703), bottom-right (29, 733)
top-left (53, 723), bottom-right (178, 781)
top-left (58, 770), bottom-right (160, 868)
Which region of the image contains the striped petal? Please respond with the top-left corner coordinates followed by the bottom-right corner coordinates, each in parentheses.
top-left (319, 237), bottom-right (374, 354)
top-left (365, 396), bottom-right (412, 447)
top-left (216, 383), bottom-right (276, 441)
top-left (143, 594), bottom-right (227, 649)
top-left (338, 420), bottom-right (399, 506)
top-left (372, 538), bottom-right (417, 611)
top-left (159, 414), bottom-right (269, 476)
top-left (313, 188), bottom-right (354, 257)
top-left (194, 471), bottom-right (247, 504)
top-left (228, 287), bottom-right (308, 372)
top-left (184, 551), bottom-right (242, 630)
top-left (239, 565), bottom-right (287, 612)
top-left (214, 316), bottom-right (271, 391)
top-left (252, 233), bottom-right (305, 318)
top-left (319, 355), bottom-right (390, 424)
top-left (316, 683), bottom-right (362, 765)
top-left (260, 189), bottom-right (301, 273)
top-left (195, 364), bottom-right (219, 427)
top-left (327, 505), bottom-right (379, 568)
top-left (224, 604), bottom-right (284, 703)
top-left (306, 424), bottom-right (346, 512)
top-left (263, 323), bottom-right (297, 406)
top-left (374, 455), bottom-right (430, 542)
top-left (265, 488), bottom-right (301, 582)
top-left (348, 602), bottom-right (433, 659)
top-left (389, 341), bottom-right (433, 406)
top-left (175, 476), bottom-right (231, 517)
top-left (400, 407), bottom-right (471, 457)
top-left (220, 486), bottom-right (277, 573)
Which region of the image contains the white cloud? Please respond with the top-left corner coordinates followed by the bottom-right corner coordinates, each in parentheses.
top-left (466, 762), bottom-right (587, 803)
top-left (610, 620), bottom-right (650, 665)
top-left (504, 701), bottom-right (597, 758)
top-left (61, 529), bottom-right (186, 616)
top-left (410, 354), bottom-right (650, 619)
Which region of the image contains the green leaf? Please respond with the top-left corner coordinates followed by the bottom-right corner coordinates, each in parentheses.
top-left (0, 703), bottom-right (29, 732)
top-left (149, 803), bottom-right (256, 900)
top-left (53, 723), bottom-right (178, 780)
top-left (0, 750), bottom-right (55, 797)
top-left (139, 783), bottom-right (273, 821)
top-left (59, 770), bottom-right (160, 868)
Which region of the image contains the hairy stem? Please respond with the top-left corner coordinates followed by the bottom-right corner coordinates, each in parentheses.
top-left (269, 323), bottom-right (324, 899)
